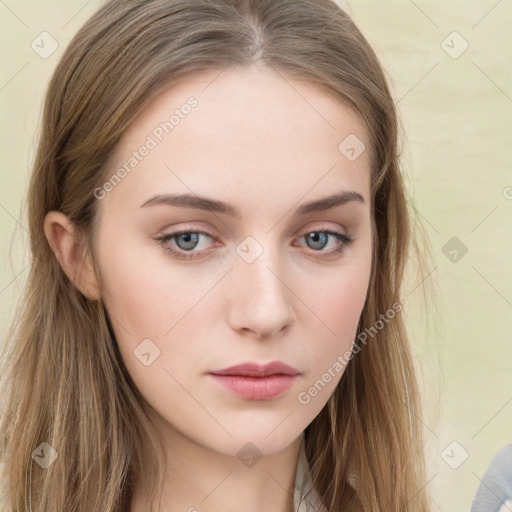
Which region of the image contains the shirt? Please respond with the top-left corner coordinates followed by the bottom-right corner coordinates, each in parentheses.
top-left (471, 444), bottom-right (512, 512)
top-left (294, 433), bottom-right (328, 512)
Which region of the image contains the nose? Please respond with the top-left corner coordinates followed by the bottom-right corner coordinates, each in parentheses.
top-left (227, 241), bottom-right (296, 339)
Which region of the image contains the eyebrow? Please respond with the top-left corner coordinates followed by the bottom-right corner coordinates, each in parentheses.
top-left (140, 190), bottom-right (365, 218)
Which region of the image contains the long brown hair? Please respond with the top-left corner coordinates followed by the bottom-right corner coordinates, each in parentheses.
top-left (0, 0), bottom-right (436, 510)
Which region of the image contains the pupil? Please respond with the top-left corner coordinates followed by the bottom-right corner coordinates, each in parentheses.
top-left (178, 233), bottom-right (198, 250)
top-left (308, 232), bottom-right (327, 250)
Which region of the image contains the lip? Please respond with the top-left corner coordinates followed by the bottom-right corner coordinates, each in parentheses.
top-left (207, 361), bottom-right (300, 401)
top-left (209, 361), bottom-right (300, 377)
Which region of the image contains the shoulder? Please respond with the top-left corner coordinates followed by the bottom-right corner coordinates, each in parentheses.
top-left (471, 444), bottom-right (512, 512)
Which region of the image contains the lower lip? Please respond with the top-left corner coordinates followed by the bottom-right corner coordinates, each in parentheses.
top-left (208, 374), bottom-right (298, 400)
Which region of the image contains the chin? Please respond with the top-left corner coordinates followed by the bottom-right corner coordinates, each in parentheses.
top-left (202, 424), bottom-right (304, 459)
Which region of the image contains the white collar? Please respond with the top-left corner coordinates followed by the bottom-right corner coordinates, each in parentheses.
top-left (293, 434), bottom-right (328, 512)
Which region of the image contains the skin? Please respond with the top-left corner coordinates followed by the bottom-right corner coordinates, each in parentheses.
top-left (44, 64), bottom-right (373, 512)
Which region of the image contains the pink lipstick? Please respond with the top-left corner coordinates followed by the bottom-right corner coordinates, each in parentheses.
top-left (207, 361), bottom-right (300, 401)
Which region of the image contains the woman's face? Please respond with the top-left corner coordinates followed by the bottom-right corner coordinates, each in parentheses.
top-left (92, 65), bottom-right (373, 456)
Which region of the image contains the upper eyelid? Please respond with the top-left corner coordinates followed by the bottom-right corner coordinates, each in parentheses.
top-left (160, 221), bottom-right (349, 238)
top-left (160, 226), bottom-right (349, 246)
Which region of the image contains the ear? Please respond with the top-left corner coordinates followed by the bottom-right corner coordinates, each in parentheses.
top-left (43, 211), bottom-right (100, 300)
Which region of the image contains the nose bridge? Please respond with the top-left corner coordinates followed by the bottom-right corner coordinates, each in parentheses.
top-left (228, 233), bottom-right (295, 336)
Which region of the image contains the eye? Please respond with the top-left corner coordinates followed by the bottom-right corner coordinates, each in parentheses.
top-left (154, 229), bottom-right (216, 261)
top-left (296, 228), bottom-right (355, 260)
top-left (154, 226), bottom-right (355, 261)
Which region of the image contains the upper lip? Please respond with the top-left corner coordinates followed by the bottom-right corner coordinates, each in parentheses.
top-left (209, 361), bottom-right (300, 377)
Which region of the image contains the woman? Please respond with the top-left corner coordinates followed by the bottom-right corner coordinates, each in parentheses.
top-left (0, 0), bottom-right (434, 510)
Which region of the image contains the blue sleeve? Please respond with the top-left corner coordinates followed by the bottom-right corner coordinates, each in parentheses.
top-left (471, 444), bottom-right (512, 512)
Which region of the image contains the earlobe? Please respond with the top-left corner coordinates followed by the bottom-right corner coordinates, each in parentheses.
top-left (43, 211), bottom-right (100, 300)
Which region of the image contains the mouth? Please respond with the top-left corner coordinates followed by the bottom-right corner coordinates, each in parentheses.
top-left (207, 361), bottom-right (300, 400)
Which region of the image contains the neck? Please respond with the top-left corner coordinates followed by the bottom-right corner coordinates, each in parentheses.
top-left (128, 408), bottom-right (304, 512)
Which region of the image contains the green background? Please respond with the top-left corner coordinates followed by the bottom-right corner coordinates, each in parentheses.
top-left (1, 1), bottom-right (511, 510)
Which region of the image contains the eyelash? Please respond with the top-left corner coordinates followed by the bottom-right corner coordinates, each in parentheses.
top-left (155, 228), bottom-right (355, 260)
top-left (154, 227), bottom-right (355, 261)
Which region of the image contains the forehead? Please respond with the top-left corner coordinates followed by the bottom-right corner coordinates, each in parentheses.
top-left (98, 65), bottom-right (371, 218)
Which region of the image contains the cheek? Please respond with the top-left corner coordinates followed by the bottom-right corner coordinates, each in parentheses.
top-left (98, 236), bottom-right (199, 338)
top-left (98, 260), bottom-right (202, 408)
top-left (317, 275), bottom-right (366, 328)
top-left (306, 258), bottom-right (370, 334)
top-left (297, 259), bottom-right (371, 375)
top-left (96, 240), bottom-right (220, 376)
